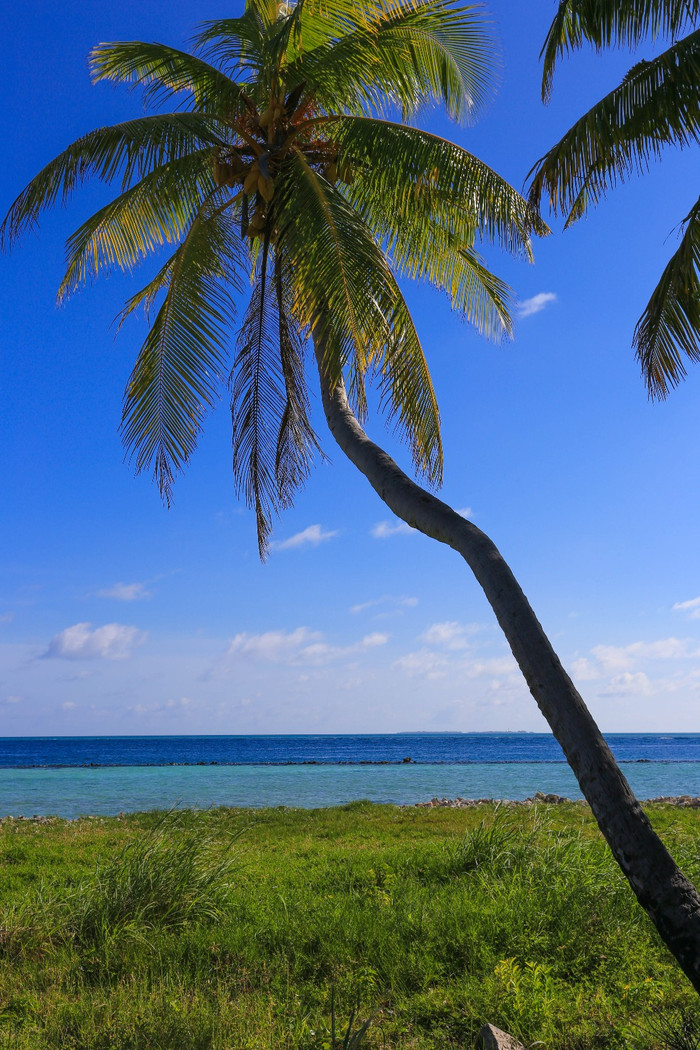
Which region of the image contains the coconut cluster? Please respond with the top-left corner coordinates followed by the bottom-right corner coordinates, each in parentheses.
top-left (211, 84), bottom-right (352, 240)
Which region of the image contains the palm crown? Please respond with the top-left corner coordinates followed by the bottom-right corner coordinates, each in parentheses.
top-left (2, 0), bottom-right (544, 556)
top-left (528, 0), bottom-right (700, 398)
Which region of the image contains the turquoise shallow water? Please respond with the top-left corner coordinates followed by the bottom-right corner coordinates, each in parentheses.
top-left (3, 760), bottom-right (700, 818)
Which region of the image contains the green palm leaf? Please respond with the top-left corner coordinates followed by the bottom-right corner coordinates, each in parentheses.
top-left (277, 150), bottom-right (443, 480)
top-left (450, 243), bottom-right (514, 337)
top-left (274, 257), bottom-right (324, 507)
top-left (286, 0), bottom-right (496, 122)
top-left (1, 114), bottom-right (223, 249)
top-left (231, 246), bottom-right (323, 558)
top-left (90, 41), bottom-right (247, 116)
top-left (541, 0), bottom-right (700, 100)
top-left (328, 115), bottom-right (545, 266)
top-left (121, 201), bottom-right (243, 503)
top-left (277, 151), bottom-right (387, 411)
top-left (232, 247), bottom-right (298, 557)
top-left (243, 0), bottom-right (280, 30)
top-left (634, 195), bottom-right (700, 398)
top-left (196, 0), bottom-right (373, 80)
top-left (116, 252), bottom-right (182, 331)
top-left (528, 31), bottom-right (700, 223)
top-left (375, 284), bottom-right (443, 483)
top-left (58, 150), bottom-right (214, 301)
top-left (191, 10), bottom-right (269, 79)
top-left (373, 0), bottom-right (497, 123)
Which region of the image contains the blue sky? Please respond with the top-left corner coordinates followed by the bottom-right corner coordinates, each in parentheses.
top-left (2, 0), bottom-right (700, 736)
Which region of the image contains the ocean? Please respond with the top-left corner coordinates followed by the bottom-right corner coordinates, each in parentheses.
top-left (1, 733), bottom-right (699, 818)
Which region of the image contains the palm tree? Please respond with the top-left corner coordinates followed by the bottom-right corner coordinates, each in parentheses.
top-left (4, 0), bottom-right (700, 990)
top-left (528, 0), bottom-right (700, 398)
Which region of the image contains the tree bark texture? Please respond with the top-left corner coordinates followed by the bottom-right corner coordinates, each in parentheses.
top-left (315, 348), bottom-right (700, 992)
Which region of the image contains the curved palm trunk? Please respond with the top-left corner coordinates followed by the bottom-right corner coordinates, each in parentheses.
top-left (315, 348), bottom-right (700, 992)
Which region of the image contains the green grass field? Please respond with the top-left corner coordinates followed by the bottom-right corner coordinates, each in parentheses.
top-left (1, 802), bottom-right (698, 1049)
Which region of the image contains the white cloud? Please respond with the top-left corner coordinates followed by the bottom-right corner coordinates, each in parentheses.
top-left (125, 696), bottom-right (196, 718)
top-left (517, 292), bottom-right (557, 318)
top-left (43, 622), bottom-right (146, 661)
top-left (371, 519), bottom-right (416, 538)
top-left (591, 638), bottom-right (700, 672)
top-left (571, 637), bottom-right (700, 697)
top-left (393, 649), bottom-right (448, 679)
top-left (271, 524), bottom-right (339, 551)
top-left (456, 507), bottom-right (473, 519)
top-left (463, 656), bottom-right (519, 679)
top-left (228, 627), bottom-right (320, 662)
top-left (393, 628), bottom-right (516, 684)
top-left (601, 672), bottom-right (652, 697)
top-left (361, 633), bottom-right (389, 649)
top-left (673, 596), bottom-right (700, 620)
top-left (349, 595), bottom-right (418, 614)
top-left (420, 621), bottom-right (480, 650)
top-left (226, 627), bottom-right (387, 667)
top-left (97, 581), bottom-right (152, 601)
top-left (1, 694), bottom-right (22, 705)
top-left (133, 697), bottom-right (194, 716)
top-left (61, 701), bottom-right (76, 710)
top-left (571, 657), bottom-right (599, 681)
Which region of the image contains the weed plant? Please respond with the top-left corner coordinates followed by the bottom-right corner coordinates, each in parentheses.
top-left (0, 802), bottom-right (698, 1049)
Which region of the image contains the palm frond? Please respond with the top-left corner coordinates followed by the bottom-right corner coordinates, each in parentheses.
top-left (376, 283), bottom-right (443, 483)
top-left (231, 247), bottom-right (287, 557)
top-left (528, 31), bottom-right (700, 222)
top-left (541, 0), bottom-right (700, 100)
top-left (374, 0), bottom-right (497, 124)
top-left (58, 150), bottom-right (214, 301)
top-left (1, 114), bottom-right (223, 250)
top-left (196, 0), bottom-right (373, 80)
top-left (193, 9), bottom-right (269, 79)
top-left (274, 256), bottom-right (324, 505)
top-left (329, 115), bottom-right (546, 268)
top-left (634, 195), bottom-right (700, 398)
top-left (277, 151), bottom-right (442, 479)
top-left (120, 201), bottom-right (243, 503)
top-left (261, 0), bottom-right (370, 82)
top-left (245, 0), bottom-right (280, 30)
top-left (230, 244), bottom-right (323, 558)
top-left (269, 0), bottom-right (356, 65)
top-left (277, 152), bottom-right (382, 412)
top-left (339, 132), bottom-right (517, 337)
top-left (287, 0), bottom-right (496, 122)
top-left (452, 243), bottom-right (514, 337)
top-left (90, 41), bottom-right (247, 116)
top-left (115, 256), bottom-right (177, 332)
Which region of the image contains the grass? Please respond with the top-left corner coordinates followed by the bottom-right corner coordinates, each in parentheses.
top-left (55, 815), bottom-right (241, 948)
top-left (0, 801), bottom-right (699, 1048)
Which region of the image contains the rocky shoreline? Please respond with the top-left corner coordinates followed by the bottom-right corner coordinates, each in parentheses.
top-left (411, 791), bottom-right (700, 809)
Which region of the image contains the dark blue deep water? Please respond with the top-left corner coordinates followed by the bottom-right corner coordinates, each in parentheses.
top-left (3, 732), bottom-right (699, 768)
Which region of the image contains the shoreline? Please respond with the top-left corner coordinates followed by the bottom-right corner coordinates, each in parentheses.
top-left (412, 790), bottom-right (700, 808)
top-left (3, 792), bottom-right (700, 824)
